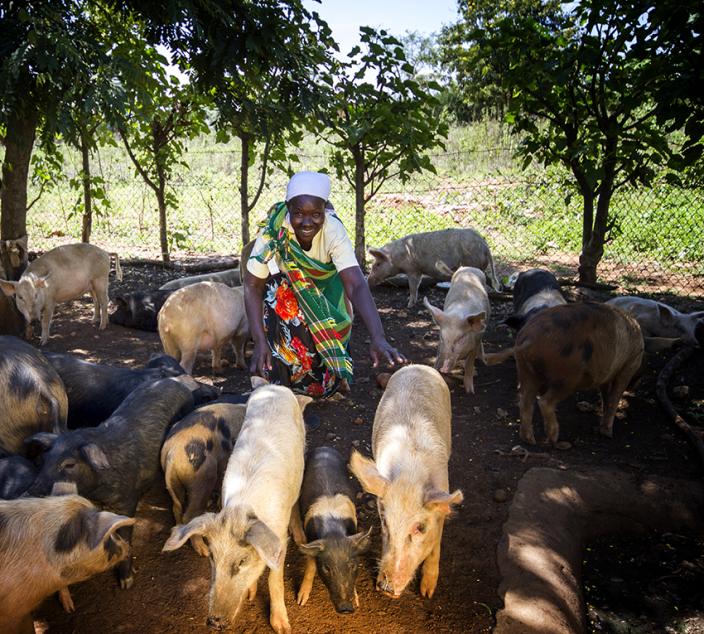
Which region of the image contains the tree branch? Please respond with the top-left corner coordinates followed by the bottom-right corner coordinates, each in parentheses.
top-left (248, 134), bottom-right (272, 213)
top-left (121, 129), bottom-right (159, 193)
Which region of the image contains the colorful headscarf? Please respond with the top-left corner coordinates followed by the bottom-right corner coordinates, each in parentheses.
top-left (253, 202), bottom-right (353, 381)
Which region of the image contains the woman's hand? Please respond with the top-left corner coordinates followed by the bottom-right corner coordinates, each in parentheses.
top-left (250, 340), bottom-right (273, 377)
top-left (369, 336), bottom-right (406, 368)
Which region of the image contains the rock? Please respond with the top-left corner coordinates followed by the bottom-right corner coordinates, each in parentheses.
top-left (577, 401), bottom-right (597, 413)
top-left (493, 489), bottom-right (509, 503)
top-left (496, 408), bottom-right (509, 419)
top-left (356, 492), bottom-right (364, 500)
top-left (352, 416), bottom-right (365, 426)
top-left (554, 441), bottom-right (572, 451)
top-left (351, 440), bottom-right (361, 448)
top-left (366, 500), bottom-right (376, 510)
top-left (473, 406), bottom-right (481, 414)
top-left (376, 373), bottom-right (392, 389)
top-left (673, 385), bottom-right (689, 398)
top-left (325, 432), bottom-right (336, 441)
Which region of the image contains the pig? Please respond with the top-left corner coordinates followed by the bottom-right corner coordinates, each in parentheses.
top-left (0, 449), bottom-right (37, 499)
top-left (161, 402), bottom-right (247, 556)
top-left (494, 302), bottom-right (644, 445)
top-left (162, 378), bottom-right (311, 634)
top-left (42, 351), bottom-right (216, 428)
top-left (0, 291), bottom-right (24, 337)
top-left (160, 267), bottom-right (242, 291)
top-left (109, 289), bottom-right (174, 332)
top-left (367, 228), bottom-right (500, 308)
top-left (0, 335), bottom-right (68, 453)
top-left (296, 446), bottom-right (371, 613)
top-left (503, 268), bottom-right (566, 331)
top-left (606, 296), bottom-right (704, 347)
top-left (158, 281), bottom-right (250, 374)
top-left (0, 493), bottom-right (134, 634)
top-left (25, 375), bottom-right (197, 589)
top-left (349, 364), bottom-right (463, 599)
top-left (0, 243), bottom-right (122, 345)
top-left (423, 266), bottom-right (490, 394)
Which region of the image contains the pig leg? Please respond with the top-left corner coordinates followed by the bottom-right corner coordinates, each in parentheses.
top-left (518, 382), bottom-right (538, 445)
top-left (116, 524), bottom-right (135, 589)
top-left (58, 586), bottom-right (75, 612)
top-left (91, 277), bottom-right (110, 330)
top-left (296, 556), bottom-right (317, 606)
top-left (179, 346), bottom-right (198, 376)
top-left (183, 468), bottom-right (217, 557)
top-left (537, 394), bottom-right (561, 444)
top-left (407, 273), bottom-right (421, 308)
top-left (231, 335), bottom-right (248, 369)
top-left (288, 503), bottom-right (305, 546)
top-left (90, 289), bottom-right (100, 323)
top-left (420, 521), bottom-right (444, 598)
top-left (268, 541), bottom-right (290, 634)
top-left (248, 579), bottom-right (258, 601)
top-left (39, 299), bottom-right (56, 346)
top-left (600, 364), bottom-right (638, 438)
top-left (462, 350), bottom-right (478, 394)
top-left (211, 343), bottom-right (224, 373)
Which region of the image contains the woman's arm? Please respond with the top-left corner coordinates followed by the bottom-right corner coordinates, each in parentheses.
top-left (339, 266), bottom-right (406, 367)
top-left (243, 268), bottom-right (272, 376)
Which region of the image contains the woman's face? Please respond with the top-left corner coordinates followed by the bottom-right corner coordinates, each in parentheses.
top-left (288, 195), bottom-right (326, 246)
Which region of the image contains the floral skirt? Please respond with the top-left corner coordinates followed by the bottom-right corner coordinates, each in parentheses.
top-left (262, 273), bottom-right (342, 399)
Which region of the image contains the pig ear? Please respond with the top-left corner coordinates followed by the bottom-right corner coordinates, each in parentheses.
top-left (295, 394), bottom-right (313, 412)
top-left (657, 303), bottom-right (676, 325)
top-left (298, 539), bottom-right (325, 557)
top-left (90, 511), bottom-right (136, 550)
top-left (434, 260), bottom-right (453, 278)
top-left (171, 374), bottom-right (199, 391)
top-left (349, 526), bottom-right (373, 553)
top-left (0, 279), bottom-right (17, 296)
top-left (162, 513), bottom-right (216, 552)
top-left (349, 450), bottom-right (389, 498)
top-left (250, 376), bottom-right (269, 390)
top-left (424, 489), bottom-right (464, 515)
top-left (246, 518), bottom-right (284, 570)
top-left (51, 481), bottom-right (79, 496)
top-left (34, 274), bottom-right (50, 288)
top-left (24, 432), bottom-right (58, 458)
top-left (466, 311), bottom-right (486, 332)
top-left (423, 296), bottom-right (445, 325)
top-left (80, 444), bottom-right (111, 470)
top-left (368, 248), bottom-right (388, 262)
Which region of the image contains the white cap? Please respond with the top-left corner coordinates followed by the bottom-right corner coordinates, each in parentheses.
top-left (285, 171), bottom-right (331, 202)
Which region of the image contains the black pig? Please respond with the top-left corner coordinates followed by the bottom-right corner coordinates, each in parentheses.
top-left (109, 289), bottom-right (173, 332)
top-left (0, 449), bottom-right (37, 499)
top-left (26, 376), bottom-right (197, 589)
top-left (297, 446), bottom-right (371, 614)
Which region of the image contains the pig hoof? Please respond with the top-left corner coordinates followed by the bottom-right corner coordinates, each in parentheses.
top-left (58, 587), bottom-right (75, 612)
top-left (420, 575), bottom-right (438, 599)
top-left (191, 537), bottom-right (210, 557)
top-left (519, 432), bottom-right (536, 445)
top-left (297, 588), bottom-right (311, 606)
top-left (270, 613), bottom-right (291, 634)
top-left (119, 573), bottom-right (135, 590)
top-left (248, 582), bottom-right (257, 601)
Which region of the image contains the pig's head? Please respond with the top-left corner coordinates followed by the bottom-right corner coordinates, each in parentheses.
top-left (350, 450), bottom-right (463, 598)
top-left (299, 527), bottom-right (372, 613)
top-left (108, 296), bottom-right (130, 326)
top-left (0, 273), bottom-right (49, 324)
top-left (424, 297), bottom-right (486, 373)
top-left (25, 432), bottom-right (109, 499)
top-left (145, 353), bottom-right (185, 376)
top-left (163, 505), bottom-right (283, 630)
top-left (366, 247), bottom-right (398, 288)
top-left (680, 311), bottom-right (704, 347)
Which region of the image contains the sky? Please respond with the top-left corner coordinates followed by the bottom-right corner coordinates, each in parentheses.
top-left (302, 0), bottom-right (460, 56)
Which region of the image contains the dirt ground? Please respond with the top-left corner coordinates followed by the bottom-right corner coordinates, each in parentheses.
top-left (32, 263), bottom-right (703, 634)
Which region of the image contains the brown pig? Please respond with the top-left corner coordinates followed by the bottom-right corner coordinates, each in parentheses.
top-left (350, 364), bottom-right (463, 599)
top-left (0, 243), bottom-right (121, 345)
top-left (0, 494), bottom-right (134, 634)
top-left (423, 266), bottom-right (490, 394)
top-left (497, 302), bottom-right (644, 444)
top-left (161, 402), bottom-right (247, 556)
top-left (163, 378), bottom-right (310, 634)
top-left (158, 281), bottom-right (250, 375)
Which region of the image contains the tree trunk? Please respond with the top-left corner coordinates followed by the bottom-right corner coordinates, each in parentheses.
top-left (80, 126), bottom-right (93, 243)
top-left (353, 147), bottom-right (366, 270)
top-left (156, 162), bottom-right (170, 264)
top-left (0, 107), bottom-right (38, 279)
top-left (240, 133), bottom-right (250, 246)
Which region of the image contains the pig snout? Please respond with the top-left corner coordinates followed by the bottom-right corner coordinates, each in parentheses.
top-left (376, 574), bottom-right (401, 598)
top-left (335, 600), bottom-right (355, 614)
top-left (206, 615), bottom-right (229, 631)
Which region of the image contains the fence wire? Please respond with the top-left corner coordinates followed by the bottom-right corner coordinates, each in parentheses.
top-left (23, 145), bottom-right (704, 299)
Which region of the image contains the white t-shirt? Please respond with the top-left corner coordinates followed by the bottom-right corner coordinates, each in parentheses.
top-left (247, 211), bottom-right (359, 279)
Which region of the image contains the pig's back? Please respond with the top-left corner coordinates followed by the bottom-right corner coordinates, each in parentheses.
top-left (445, 267), bottom-right (490, 316)
top-left (300, 446), bottom-right (354, 516)
top-left (159, 282), bottom-right (243, 334)
top-left (28, 243), bottom-right (109, 276)
top-left (372, 365), bottom-right (452, 460)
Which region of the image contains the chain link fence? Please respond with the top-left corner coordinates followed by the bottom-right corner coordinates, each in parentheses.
top-left (23, 143), bottom-right (704, 299)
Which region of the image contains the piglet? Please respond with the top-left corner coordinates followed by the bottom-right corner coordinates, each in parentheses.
top-left (163, 377), bottom-right (310, 634)
top-left (297, 446), bottom-right (371, 613)
top-left (161, 402), bottom-right (247, 556)
top-left (26, 375), bottom-right (197, 589)
top-left (503, 268), bottom-right (566, 331)
top-left (350, 365), bottom-right (463, 599)
top-left (423, 266), bottom-right (490, 393)
top-left (109, 289), bottom-right (173, 332)
top-left (0, 494), bottom-right (134, 633)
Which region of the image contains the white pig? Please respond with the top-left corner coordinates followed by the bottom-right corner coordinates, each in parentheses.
top-left (606, 296), bottom-right (704, 347)
top-left (0, 494), bottom-right (134, 634)
top-left (162, 378), bottom-right (310, 634)
top-left (350, 364), bottom-right (463, 599)
top-left (423, 266), bottom-right (490, 394)
top-left (157, 281), bottom-right (250, 374)
top-left (0, 243), bottom-right (121, 345)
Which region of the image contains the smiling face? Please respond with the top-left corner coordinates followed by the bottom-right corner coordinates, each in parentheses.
top-left (287, 195), bottom-right (326, 248)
